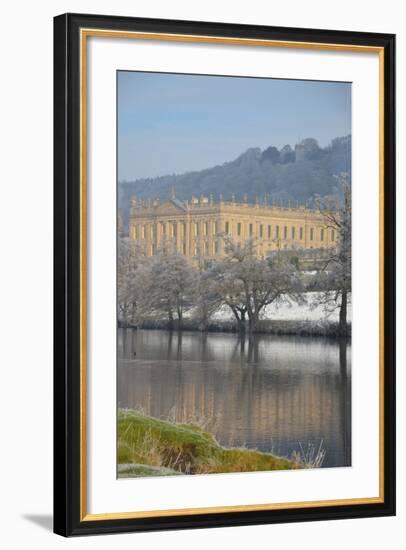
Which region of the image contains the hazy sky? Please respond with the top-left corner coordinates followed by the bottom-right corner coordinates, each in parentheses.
top-left (118, 71), bottom-right (351, 181)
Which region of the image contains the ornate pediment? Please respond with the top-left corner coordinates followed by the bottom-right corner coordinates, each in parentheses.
top-left (154, 199), bottom-right (187, 215)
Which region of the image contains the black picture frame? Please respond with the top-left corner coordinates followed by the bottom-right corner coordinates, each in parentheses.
top-left (54, 12), bottom-right (396, 537)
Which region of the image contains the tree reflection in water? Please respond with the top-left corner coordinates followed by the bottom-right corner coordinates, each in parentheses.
top-left (118, 328), bottom-right (351, 468)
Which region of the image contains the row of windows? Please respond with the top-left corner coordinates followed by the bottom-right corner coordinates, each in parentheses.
top-left (146, 242), bottom-right (220, 256)
top-left (146, 238), bottom-right (328, 258)
top-left (249, 224), bottom-right (334, 242)
top-left (132, 222), bottom-right (335, 242)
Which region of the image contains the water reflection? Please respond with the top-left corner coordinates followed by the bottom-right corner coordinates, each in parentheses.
top-left (118, 329), bottom-right (351, 468)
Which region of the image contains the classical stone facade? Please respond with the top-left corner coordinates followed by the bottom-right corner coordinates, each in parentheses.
top-left (128, 194), bottom-right (336, 260)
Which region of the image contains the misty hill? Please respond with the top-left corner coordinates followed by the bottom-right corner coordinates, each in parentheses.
top-left (119, 136), bottom-right (351, 230)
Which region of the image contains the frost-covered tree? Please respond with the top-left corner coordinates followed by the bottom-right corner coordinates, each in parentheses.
top-left (194, 266), bottom-right (224, 330)
top-left (142, 244), bottom-right (197, 328)
top-left (117, 237), bottom-right (148, 326)
top-left (201, 259), bottom-right (249, 331)
top-left (210, 237), bottom-right (304, 332)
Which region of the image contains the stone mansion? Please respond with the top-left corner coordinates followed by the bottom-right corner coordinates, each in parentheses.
top-left (128, 193), bottom-right (337, 260)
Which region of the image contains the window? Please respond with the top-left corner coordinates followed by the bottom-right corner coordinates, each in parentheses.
top-left (310, 228), bottom-right (314, 240)
top-left (204, 222), bottom-right (209, 236)
top-left (291, 226), bottom-right (295, 239)
top-left (268, 225), bottom-right (272, 239)
top-left (214, 241), bottom-right (219, 254)
top-left (172, 223), bottom-right (177, 238)
top-left (161, 222), bottom-right (166, 235)
top-left (284, 226), bottom-right (288, 239)
top-left (183, 243), bottom-right (187, 255)
top-left (237, 222), bottom-right (242, 236)
top-left (259, 224), bottom-right (263, 238)
top-left (204, 241), bottom-right (209, 255)
top-left (182, 223), bottom-right (186, 237)
top-left (249, 223), bottom-right (253, 236)
top-left (331, 229), bottom-right (335, 241)
top-left (276, 225), bottom-right (280, 238)
top-left (299, 227), bottom-right (303, 240)
top-left (321, 228), bottom-right (324, 241)
top-left (225, 221), bottom-right (229, 235)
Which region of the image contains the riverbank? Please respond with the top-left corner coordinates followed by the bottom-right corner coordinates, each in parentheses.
top-left (118, 409), bottom-right (298, 477)
top-left (124, 318), bottom-right (351, 337)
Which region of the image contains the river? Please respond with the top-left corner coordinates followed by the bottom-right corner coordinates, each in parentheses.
top-left (117, 328), bottom-right (351, 468)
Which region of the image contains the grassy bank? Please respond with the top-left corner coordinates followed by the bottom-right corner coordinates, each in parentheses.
top-left (118, 409), bottom-right (297, 477)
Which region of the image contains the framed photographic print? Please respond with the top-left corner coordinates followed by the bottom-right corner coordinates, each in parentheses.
top-left (53, 13), bottom-right (396, 536)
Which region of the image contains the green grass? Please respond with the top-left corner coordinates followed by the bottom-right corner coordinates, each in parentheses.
top-left (118, 409), bottom-right (297, 477)
top-left (118, 463), bottom-right (181, 477)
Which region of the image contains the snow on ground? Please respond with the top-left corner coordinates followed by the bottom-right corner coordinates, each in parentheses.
top-left (210, 292), bottom-right (352, 323)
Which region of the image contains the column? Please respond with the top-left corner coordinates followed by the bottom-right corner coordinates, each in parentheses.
top-left (156, 220), bottom-right (161, 247)
top-left (176, 221), bottom-right (182, 252)
top-left (185, 217), bottom-right (190, 257)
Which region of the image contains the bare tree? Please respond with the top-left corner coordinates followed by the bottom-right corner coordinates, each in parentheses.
top-left (314, 174), bottom-right (351, 335)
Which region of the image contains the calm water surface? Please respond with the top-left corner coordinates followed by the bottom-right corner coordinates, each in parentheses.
top-left (117, 328), bottom-right (351, 468)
